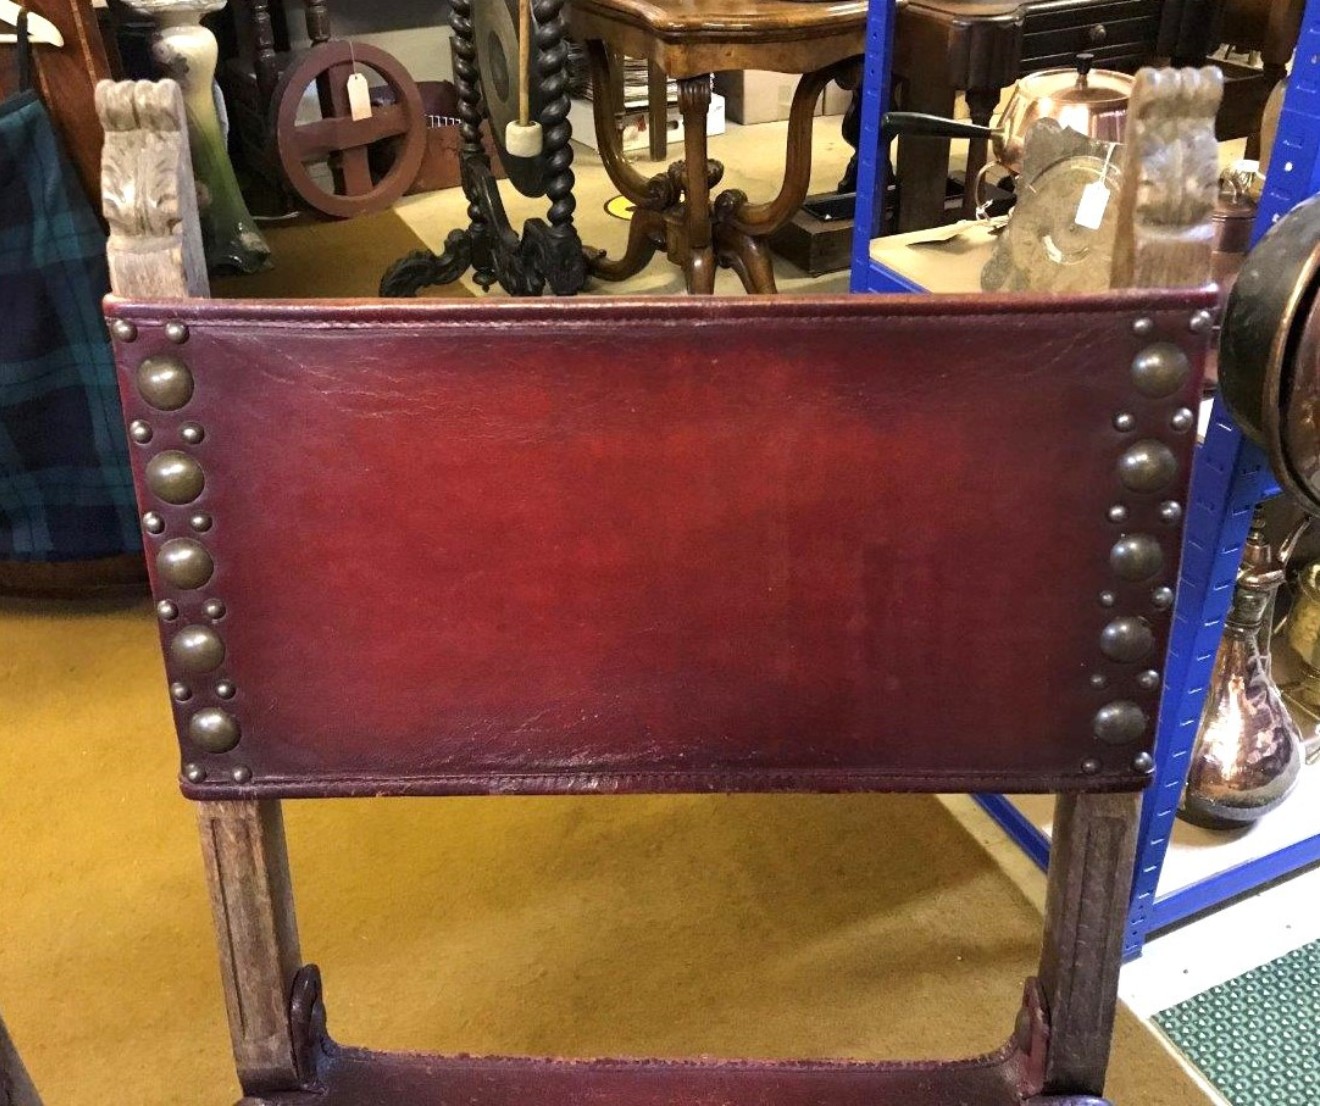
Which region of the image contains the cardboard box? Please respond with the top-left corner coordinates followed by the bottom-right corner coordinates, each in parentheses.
top-left (714, 70), bottom-right (852, 124)
top-left (569, 93), bottom-right (725, 155)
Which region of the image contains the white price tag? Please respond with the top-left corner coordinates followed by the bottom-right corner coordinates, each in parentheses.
top-left (346, 73), bottom-right (372, 122)
top-left (1074, 180), bottom-right (1110, 230)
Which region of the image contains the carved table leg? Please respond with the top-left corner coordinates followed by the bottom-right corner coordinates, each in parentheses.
top-left (677, 75), bottom-right (716, 294)
top-left (1037, 793), bottom-right (1139, 1096)
top-left (715, 223), bottom-right (776, 293)
top-left (895, 75), bottom-right (957, 232)
top-left (648, 60), bottom-right (669, 161)
top-left (962, 84), bottom-right (1001, 218)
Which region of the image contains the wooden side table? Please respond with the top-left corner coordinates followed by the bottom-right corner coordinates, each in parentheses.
top-left (569, 0), bottom-right (866, 293)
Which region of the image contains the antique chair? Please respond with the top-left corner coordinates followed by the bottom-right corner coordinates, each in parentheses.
top-left (97, 73), bottom-right (1218, 1106)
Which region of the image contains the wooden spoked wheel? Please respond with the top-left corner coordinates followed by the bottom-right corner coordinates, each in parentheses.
top-left (273, 41), bottom-right (427, 219)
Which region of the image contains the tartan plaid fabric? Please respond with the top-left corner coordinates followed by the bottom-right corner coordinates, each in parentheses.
top-left (0, 86), bottom-right (139, 562)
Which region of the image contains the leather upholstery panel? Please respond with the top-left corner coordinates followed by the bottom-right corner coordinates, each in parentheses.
top-left (106, 293), bottom-right (1213, 799)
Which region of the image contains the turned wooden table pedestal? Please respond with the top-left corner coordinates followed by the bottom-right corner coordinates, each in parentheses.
top-left (570, 0), bottom-right (866, 294)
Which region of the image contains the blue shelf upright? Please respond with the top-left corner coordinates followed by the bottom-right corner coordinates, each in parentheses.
top-left (851, 0), bottom-right (1320, 957)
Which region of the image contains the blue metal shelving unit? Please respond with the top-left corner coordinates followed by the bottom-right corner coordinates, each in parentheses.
top-left (850, 0), bottom-right (1320, 957)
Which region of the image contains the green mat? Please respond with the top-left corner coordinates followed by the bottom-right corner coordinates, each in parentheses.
top-left (1155, 938), bottom-right (1320, 1106)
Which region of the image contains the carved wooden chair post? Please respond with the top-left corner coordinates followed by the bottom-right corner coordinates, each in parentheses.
top-left (98, 72), bottom-right (1218, 1106)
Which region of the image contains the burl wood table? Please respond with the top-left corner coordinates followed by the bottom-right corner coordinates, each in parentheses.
top-left (570, 0), bottom-right (866, 293)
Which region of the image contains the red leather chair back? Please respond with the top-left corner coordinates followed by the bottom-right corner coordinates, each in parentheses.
top-left (107, 293), bottom-right (1211, 801)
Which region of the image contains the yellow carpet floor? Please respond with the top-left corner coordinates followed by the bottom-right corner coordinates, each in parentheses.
top-left (0, 597), bottom-right (1210, 1105)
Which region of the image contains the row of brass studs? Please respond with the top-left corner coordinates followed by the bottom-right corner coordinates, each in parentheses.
top-left (1082, 314), bottom-right (1203, 777)
top-left (119, 320), bottom-right (248, 786)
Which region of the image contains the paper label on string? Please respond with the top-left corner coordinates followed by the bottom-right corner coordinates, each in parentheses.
top-left (1074, 180), bottom-right (1110, 230)
top-left (347, 73), bottom-right (372, 122)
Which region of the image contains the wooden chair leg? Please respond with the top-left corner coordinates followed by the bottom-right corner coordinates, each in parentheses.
top-left (1037, 792), bottom-right (1140, 1096)
top-left (0, 1012), bottom-right (41, 1106)
top-left (197, 799), bottom-right (303, 1096)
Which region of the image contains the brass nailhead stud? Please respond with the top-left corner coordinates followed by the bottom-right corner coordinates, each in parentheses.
top-left (111, 319), bottom-right (137, 342)
top-left (1113, 412), bottom-right (1136, 432)
top-left (1093, 700), bottom-right (1148, 744)
top-left (1189, 309), bottom-right (1215, 334)
top-left (1099, 590), bottom-right (1117, 608)
top-left (170, 681), bottom-right (192, 702)
top-left (190, 512), bottom-right (213, 533)
top-left (202, 598), bottom-right (226, 620)
top-left (146, 450), bottom-right (205, 505)
top-left (1090, 673), bottom-right (1108, 689)
top-left (129, 419), bottom-right (153, 444)
top-left (1110, 534), bottom-right (1164, 581)
top-left (142, 512), bottom-right (165, 535)
top-left (183, 763), bottom-right (206, 783)
top-left (1170, 408), bottom-right (1195, 432)
top-left (1108, 505), bottom-right (1129, 524)
top-left (1118, 441), bottom-right (1179, 493)
top-left (231, 765), bottom-right (252, 784)
top-left (136, 355), bottom-right (194, 411)
top-left (169, 625), bottom-right (226, 673)
top-left (189, 707), bottom-right (240, 753)
top-left (1101, 616), bottom-right (1155, 663)
top-left (179, 422), bottom-right (205, 445)
top-left (1132, 318), bottom-right (1154, 338)
top-left (1133, 751), bottom-right (1156, 773)
top-left (157, 538), bottom-right (214, 590)
top-left (1131, 344), bottom-right (1190, 398)
top-left (1138, 669), bottom-right (1160, 690)
top-left (165, 321), bottom-right (190, 345)
top-left (1082, 757), bottom-right (1102, 774)
top-left (215, 680), bottom-right (236, 699)
top-left (1152, 586), bottom-right (1175, 609)
top-left (157, 599), bottom-right (179, 621)
top-left (1159, 501), bottom-right (1183, 524)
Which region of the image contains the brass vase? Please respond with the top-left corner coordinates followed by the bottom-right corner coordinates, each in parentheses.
top-left (1181, 517), bottom-right (1304, 830)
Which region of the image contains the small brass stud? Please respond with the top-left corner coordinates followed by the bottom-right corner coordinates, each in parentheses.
top-left (1152, 586), bottom-right (1175, 609)
top-left (188, 707), bottom-right (240, 753)
top-left (1138, 669), bottom-right (1160, 690)
top-left (1082, 757), bottom-right (1102, 774)
top-left (170, 681), bottom-right (192, 702)
top-left (231, 765), bottom-right (252, 784)
top-left (169, 625), bottom-right (226, 673)
top-left (202, 598), bottom-right (226, 620)
top-left (179, 422), bottom-right (205, 445)
top-left (1131, 344), bottom-right (1190, 398)
top-left (129, 419), bottom-right (153, 444)
top-left (1101, 616), bottom-right (1155, 663)
top-left (1099, 590), bottom-right (1117, 608)
top-left (1113, 412), bottom-right (1136, 432)
top-left (1118, 441), bottom-right (1179, 493)
top-left (142, 512), bottom-right (165, 535)
top-left (1189, 309), bottom-right (1215, 334)
top-left (1132, 318), bottom-right (1154, 338)
top-left (1108, 505), bottom-right (1128, 524)
top-left (190, 512), bottom-right (213, 533)
top-left (1090, 673), bottom-right (1108, 689)
top-left (146, 451), bottom-right (205, 505)
top-left (165, 321), bottom-right (190, 345)
top-left (1170, 407), bottom-right (1195, 432)
top-left (1159, 501), bottom-right (1183, 524)
top-left (157, 599), bottom-right (179, 621)
top-left (1110, 534), bottom-right (1164, 581)
top-left (183, 763), bottom-right (206, 783)
top-left (1133, 751), bottom-right (1156, 773)
top-left (1093, 700), bottom-right (1147, 744)
top-left (157, 538), bottom-right (214, 590)
top-left (136, 355), bottom-right (194, 411)
top-left (111, 319), bottom-right (137, 342)
top-left (215, 679), bottom-right (236, 699)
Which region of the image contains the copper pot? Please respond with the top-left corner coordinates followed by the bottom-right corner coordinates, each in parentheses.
top-left (992, 54), bottom-right (1132, 174)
